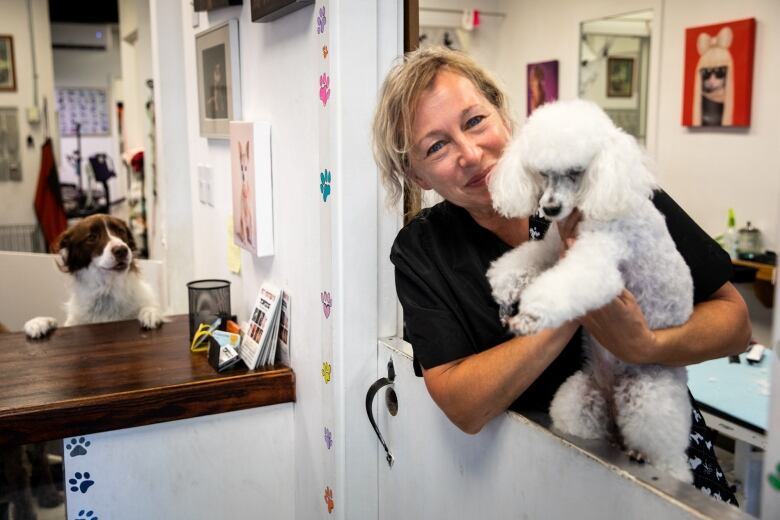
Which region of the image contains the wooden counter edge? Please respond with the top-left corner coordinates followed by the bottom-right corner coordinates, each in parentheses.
top-left (0, 367), bottom-right (296, 446)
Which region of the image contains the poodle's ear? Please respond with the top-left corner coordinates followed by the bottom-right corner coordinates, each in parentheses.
top-left (578, 131), bottom-right (656, 221)
top-left (488, 135), bottom-right (540, 218)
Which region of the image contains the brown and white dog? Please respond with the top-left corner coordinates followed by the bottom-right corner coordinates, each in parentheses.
top-left (24, 214), bottom-right (164, 338)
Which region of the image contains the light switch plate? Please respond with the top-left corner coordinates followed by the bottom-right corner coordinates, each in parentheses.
top-left (198, 164), bottom-right (214, 206)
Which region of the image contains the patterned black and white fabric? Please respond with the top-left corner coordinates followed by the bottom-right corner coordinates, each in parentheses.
top-left (688, 403), bottom-right (738, 505)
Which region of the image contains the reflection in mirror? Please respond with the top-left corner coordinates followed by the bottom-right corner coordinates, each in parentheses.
top-left (579, 10), bottom-right (652, 144)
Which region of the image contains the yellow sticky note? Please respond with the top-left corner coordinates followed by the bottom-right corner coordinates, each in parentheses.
top-left (227, 218), bottom-right (241, 274)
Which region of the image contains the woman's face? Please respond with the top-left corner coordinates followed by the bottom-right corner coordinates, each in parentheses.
top-left (408, 70), bottom-right (511, 216)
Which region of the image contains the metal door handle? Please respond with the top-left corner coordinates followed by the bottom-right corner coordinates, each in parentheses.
top-left (365, 357), bottom-right (395, 467)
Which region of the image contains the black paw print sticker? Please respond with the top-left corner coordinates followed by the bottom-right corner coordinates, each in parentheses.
top-left (76, 510), bottom-right (98, 520)
top-left (69, 472), bottom-right (95, 494)
top-left (66, 437), bottom-right (91, 457)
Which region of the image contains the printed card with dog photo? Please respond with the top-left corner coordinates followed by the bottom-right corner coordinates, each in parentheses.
top-left (239, 283), bottom-right (282, 369)
top-left (229, 121), bottom-right (274, 257)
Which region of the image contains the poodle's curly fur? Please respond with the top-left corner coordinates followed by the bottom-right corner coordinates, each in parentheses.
top-left (487, 99), bottom-right (694, 483)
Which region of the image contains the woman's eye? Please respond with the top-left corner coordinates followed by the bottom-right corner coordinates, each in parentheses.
top-left (465, 115), bottom-right (485, 129)
top-left (426, 141), bottom-right (445, 156)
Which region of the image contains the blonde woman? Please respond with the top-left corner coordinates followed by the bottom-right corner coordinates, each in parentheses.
top-left (373, 46), bottom-right (747, 504)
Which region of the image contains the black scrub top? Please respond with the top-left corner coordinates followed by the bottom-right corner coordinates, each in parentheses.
top-left (390, 190), bottom-right (732, 413)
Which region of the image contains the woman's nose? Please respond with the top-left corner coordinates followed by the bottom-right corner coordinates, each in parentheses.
top-left (457, 138), bottom-right (482, 168)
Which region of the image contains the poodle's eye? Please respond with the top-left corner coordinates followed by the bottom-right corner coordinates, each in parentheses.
top-left (538, 171), bottom-right (550, 179)
top-left (567, 169), bottom-right (584, 178)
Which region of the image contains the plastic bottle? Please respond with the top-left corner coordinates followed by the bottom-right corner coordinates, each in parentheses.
top-left (722, 208), bottom-right (738, 260)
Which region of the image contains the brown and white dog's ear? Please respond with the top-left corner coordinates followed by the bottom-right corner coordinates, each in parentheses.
top-left (53, 228), bottom-right (71, 272)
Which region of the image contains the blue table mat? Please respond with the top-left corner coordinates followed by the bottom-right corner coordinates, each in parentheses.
top-left (687, 350), bottom-right (772, 431)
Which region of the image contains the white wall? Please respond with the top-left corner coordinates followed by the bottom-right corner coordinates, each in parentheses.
top-left (176, 2), bottom-right (321, 517)
top-left (0, 0), bottom-right (58, 226)
top-left (419, 0), bottom-right (504, 74)
top-left (493, 0), bottom-right (780, 251)
top-left (52, 24), bottom-right (125, 203)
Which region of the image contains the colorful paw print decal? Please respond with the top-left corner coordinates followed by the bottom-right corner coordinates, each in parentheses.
top-left (319, 73), bottom-right (331, 106)
top-left (321, 291), bottom-right (332, 318)
top-left (769, 462), bottom-right (780, 490)
top-left (324, 427), bottom-right (333, 449)
top-left (321, 361), bottom-right (332, 383)
top-left (322, 45), bottom-right (329, 59)
top-left (320, 169), bottom-right (332, 202)
top-left (324, 486), bottom-right (334, 514)
top-left (316, 6), bottom-right (327, 34)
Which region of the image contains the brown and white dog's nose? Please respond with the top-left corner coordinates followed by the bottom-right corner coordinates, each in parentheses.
top-left (112, 245), bottom-right (129, 260)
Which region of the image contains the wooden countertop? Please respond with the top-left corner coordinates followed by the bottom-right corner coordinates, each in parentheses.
top-left (0, 315), bottom-right (295, 446)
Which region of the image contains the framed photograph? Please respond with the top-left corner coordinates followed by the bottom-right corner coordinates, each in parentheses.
top-left (527, 60), bottom-right (558, 116)
top-left (193, 0), bottom-right (242, 11)
top-left (0, 35), bottom-right (17, 92)
top-left (196, 20), bottom-right (241, 139)
top-left (607, 57), bottom-right (633, 98)
top-left (250, 0), bottom-right (314, 23)
top-left (682, 18), bottom-right (756, 128)
top-left (230, 121), bottom-right (274, 257)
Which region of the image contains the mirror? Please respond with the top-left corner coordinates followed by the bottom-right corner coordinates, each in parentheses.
top-left (579, 10), bottom-right (652, 144)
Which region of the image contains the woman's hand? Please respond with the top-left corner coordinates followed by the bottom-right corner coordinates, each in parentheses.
top-left (556, 209), bottom-right (581, 257)
top-left (580, 289), bottom-right (660, 364)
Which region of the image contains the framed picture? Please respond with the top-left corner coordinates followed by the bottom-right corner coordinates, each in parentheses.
top-left (0, 35), bottom-right (17, 92)
top-left (527, 60), bottom-right (558, 116)
top-left (193, 0), bottom-right (242, 11)
top-left (230, 121), bottom-right (274, 257)
top-left (250, 0), bottom-right (314, 22)
top-left (196, 20), bottom-right (241, 139)
top-left (681, 18), bottom-right (756, 127)
top-left (607, 57), bottom-right (633, 98)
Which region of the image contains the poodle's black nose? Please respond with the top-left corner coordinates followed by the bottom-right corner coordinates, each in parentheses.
top-left (543, 205), bottom-right (562, 217)
top-left (112, 245), bottom-right (129, 260)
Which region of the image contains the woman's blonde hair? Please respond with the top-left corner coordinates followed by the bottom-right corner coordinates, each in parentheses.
top-left (372, 46), bottom-right (512, 209)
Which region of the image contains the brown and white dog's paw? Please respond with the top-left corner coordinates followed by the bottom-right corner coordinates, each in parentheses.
top-left (24, 317), bottom-right (58, 339)
top-left (138, 307), bottom-right (165, 329)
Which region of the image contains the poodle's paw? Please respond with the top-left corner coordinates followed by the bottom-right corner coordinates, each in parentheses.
top-left (24, 317), bottom-right (58, 339)
top-left (627, 449), bottom-right (647, 464)
top-left (498, 302), bottom-right (519, 327)
top-left (138, 307), bottom-right (165, 329)
top-left (507, 310), bottom-right (544, 336)
top-left (486, 263), bottom-right (534, 307)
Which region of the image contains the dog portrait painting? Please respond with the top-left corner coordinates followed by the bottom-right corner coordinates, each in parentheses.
top-left (682, 18), bottom-right (756, 127)
top-left (230, 121), bottom-right (258, 254)
top-left (229, 121), bottom-right (275, 257)
top-left (24, 214), bottom-right (164, 338)
top-left (488, 100), bottom-right (695, 482)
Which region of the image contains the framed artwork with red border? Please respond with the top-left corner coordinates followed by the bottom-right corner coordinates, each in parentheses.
top-left (681, 18), bottom-right (756, 127)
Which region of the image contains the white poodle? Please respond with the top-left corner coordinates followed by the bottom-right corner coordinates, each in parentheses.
top-left (487, 99), bottom-right (694, 483)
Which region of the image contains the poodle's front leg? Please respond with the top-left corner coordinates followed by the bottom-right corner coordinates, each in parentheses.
top-left (487, 226), bottom-right (561, 324)
top-left (509, 230), bottom-right (626, 335)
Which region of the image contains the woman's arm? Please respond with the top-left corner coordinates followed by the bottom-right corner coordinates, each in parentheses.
top-left (580, 282), bottom-right (750, 367)
top-left (422, 321), bottom-right (579, 434)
